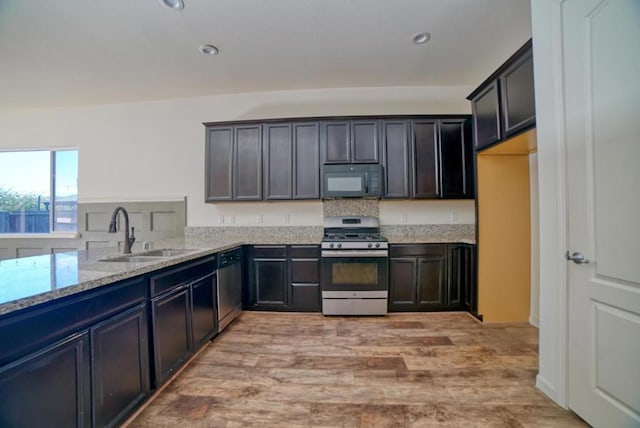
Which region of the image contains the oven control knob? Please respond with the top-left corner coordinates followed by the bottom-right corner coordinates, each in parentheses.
top-left (329, 243), bottom-right (334, 248)
top-left (375, 243), bottom-right (380, 248)
top-left (368, 243), bottom-right (372, 248)
top-left (337, 243), bottom-right (342, 248)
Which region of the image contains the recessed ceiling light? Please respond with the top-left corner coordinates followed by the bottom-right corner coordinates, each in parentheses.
top-left (199, 45), bottom-right (219, 55)
top-left (161, 0), bottom-right (184, 10)
top-left (412, 32), bottom-right (431, 45)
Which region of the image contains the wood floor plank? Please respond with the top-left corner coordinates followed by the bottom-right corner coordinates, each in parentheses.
top-left (126, 312), bottom-right (587, 428)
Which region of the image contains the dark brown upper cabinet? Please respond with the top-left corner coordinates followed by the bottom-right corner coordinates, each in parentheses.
top-left (500, 49), bottom-right (535, 137)
top-left (322, 121), bottom-right (350, 163)
top-left (293, 122), bottom-right (320, 199)
top-left (440, 119), bottom-right (473, 198)
top-left (468, 39), bottom-right (535, 151)
top-left (205, 126), bottom-right (234, 201)
top-left (205, 124), bottom-right (262, 201)
top-left (263, 122), bottom-right (321, 200)
top-left (206, 115), bottom-right (472, 202)
top-left (409, 118), bottom-right (473, 200)
top-left (234, 125), bottom-right (263, 200)
top-left (322, 120), bottom-right (379, 164)
top-left (263, 123), bottom-right (293, 200)
top-left (411, 120), bottom-right (439, 198)
top-left (470, 82), bottom-right (501, 150)
top-left (381, 120), bottom-right (411, 198)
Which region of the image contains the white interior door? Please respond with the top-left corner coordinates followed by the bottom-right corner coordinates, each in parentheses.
top-left (563, 0), bottom-right (640, 426)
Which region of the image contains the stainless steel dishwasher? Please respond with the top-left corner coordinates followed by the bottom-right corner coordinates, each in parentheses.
top-left (217, 248), bottom-right (242, 332)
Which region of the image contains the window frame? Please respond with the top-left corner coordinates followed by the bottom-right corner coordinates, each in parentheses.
top-left (0, 147), bottom-right (79, 238)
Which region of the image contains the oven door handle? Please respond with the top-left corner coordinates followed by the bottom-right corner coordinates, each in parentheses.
top-left (321, 250), bottom-right (389, 258)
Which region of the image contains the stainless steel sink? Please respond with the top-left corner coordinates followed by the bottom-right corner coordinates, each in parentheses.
top-left (98, 249), bottom-right (196, 263)
top-left (99, 255), bottom-right (166, 263)
top-left (138, 249), bottom-right (196, 257)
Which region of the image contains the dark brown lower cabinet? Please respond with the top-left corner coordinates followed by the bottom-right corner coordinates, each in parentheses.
top-left (250, 245), bottom-right (288, 309)
top-left (449, 244), bottom-right (476, 312)
top-left (151, 286), bottom-right (192, 386)
top-left (389, 254), bottom-right (446, 311)
top-left (254, 258), bottom-right (288, 307)
top-left (389, 244), bottom-right (474, 312)
top-left (149, 258), bottom-right (219, 387)
top-left (288, 246), bottom-right (321, 311)
top-left (91, 304), bottom-right (150, 428)
top-left (245, 245), bottom-right (320, 312)
top-left (190, 272), bottom-right (218, 349)
top-left (0, 331), bottom-right (91, 428)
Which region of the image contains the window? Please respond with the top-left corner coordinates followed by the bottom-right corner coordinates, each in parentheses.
top-left (0, 150), bottom-right (78, 234)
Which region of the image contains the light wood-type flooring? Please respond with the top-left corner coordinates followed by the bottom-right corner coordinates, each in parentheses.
top-left (127, 312), bottom-right (587, 427)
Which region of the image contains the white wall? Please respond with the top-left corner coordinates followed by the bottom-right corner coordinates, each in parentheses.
top-left (0, 85), bottom-right (473, 227)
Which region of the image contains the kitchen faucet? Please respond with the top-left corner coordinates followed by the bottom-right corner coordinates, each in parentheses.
top-left (108, 206), bottom-right (136, 254)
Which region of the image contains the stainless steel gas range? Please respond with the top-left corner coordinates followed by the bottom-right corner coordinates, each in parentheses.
top-left (321, 216), bottom-right (389, 315)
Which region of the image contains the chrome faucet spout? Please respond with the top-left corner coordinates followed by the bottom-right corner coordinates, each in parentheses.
top-left (108, 206), bottom-right (136, 254)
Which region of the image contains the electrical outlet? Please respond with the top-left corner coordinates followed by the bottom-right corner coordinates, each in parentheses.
top-left (217, 215), bottom-right (224, 224)
top-left (284, 214), bottom-right (291, 225)
top-left (256, 215), bottom-right (263, 224)
top-left (401, 213), bottom-right (408, 224)
top-left (450, 211), bottom-right (459, 223)
top-left (228, 215), bottom-right (235, 225)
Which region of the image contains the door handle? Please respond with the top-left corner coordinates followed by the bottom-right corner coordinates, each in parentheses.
top-left (566, 251), bottom-right (590, 264)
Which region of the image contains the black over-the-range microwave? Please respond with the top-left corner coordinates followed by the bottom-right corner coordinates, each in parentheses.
top-left (322, 164), bottom-right (383, 198)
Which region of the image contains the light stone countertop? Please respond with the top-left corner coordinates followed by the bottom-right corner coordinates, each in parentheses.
top-left (0, 224), bottom-right (475, 318)
top-left (0, 238), bottom-right (243, 317)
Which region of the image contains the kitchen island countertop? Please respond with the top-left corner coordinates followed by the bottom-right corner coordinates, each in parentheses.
top-left (0, 239), bottom-right (243, 317)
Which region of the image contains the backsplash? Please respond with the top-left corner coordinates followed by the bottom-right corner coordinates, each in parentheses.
top-left (323, 199), bottom-right (379, 217)
top-left (186, 226), bottom-right (322, 245)
top-left (0, 200), bottom-right (186, 260)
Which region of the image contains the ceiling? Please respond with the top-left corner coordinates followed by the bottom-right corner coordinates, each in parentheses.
top-left (0, 0), bottom-right (532, 110)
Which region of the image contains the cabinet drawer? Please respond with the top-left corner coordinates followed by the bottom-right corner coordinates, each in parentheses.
top-left (290, 259), bottom-right (320, 283)
top-left (389, 244), bottom-right (447, 258)
top-left (149, 257), bottom-right (216, 298)
top-left (289, 245), bottom-right (320, 258)
top-left (251, 245), bottom-right (287, 258)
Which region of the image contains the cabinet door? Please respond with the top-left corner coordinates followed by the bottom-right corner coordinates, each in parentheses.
top-left (264, 123), bottom-right (293, 200)
top-left (0, 332), bottom-right (91, 428)
top-left (351, 120), bottom-right (379, 163)
top-left (417, 257), bottom-right (446, 309)
top-left (91, 304), bottom-right (150, 428)
top-left (191, 273), bottom-right (217, 349)
top-left (451, 244), bottom-right (476, 313)
top-left (412, 120), bottom-right (439, 198)
top-left (382, 120), bottom-right (411, 198)
top-left (471, 81), bottom-right (501, 150)
top-left (151, 286), bottom-right (191, 386)
top-left (440, 120), bottom-right (473, 198)
top-left (253, 258), bottom-right (288, 308)
top-left (205, 126), bottom-right (233, 201)
top-left (389, 257), bottom-right (418, 311)
top-left (234, 125), bottom-right (262, 200)
top-left (500, 50), bottom-right (535, 137)
top-left (322, 121), bottom-right (350, 164)
top-left (293, 123), bottom-right (320, 199)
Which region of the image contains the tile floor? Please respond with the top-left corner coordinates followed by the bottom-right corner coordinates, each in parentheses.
top-left (127, 311), bottom-right (588, 427)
